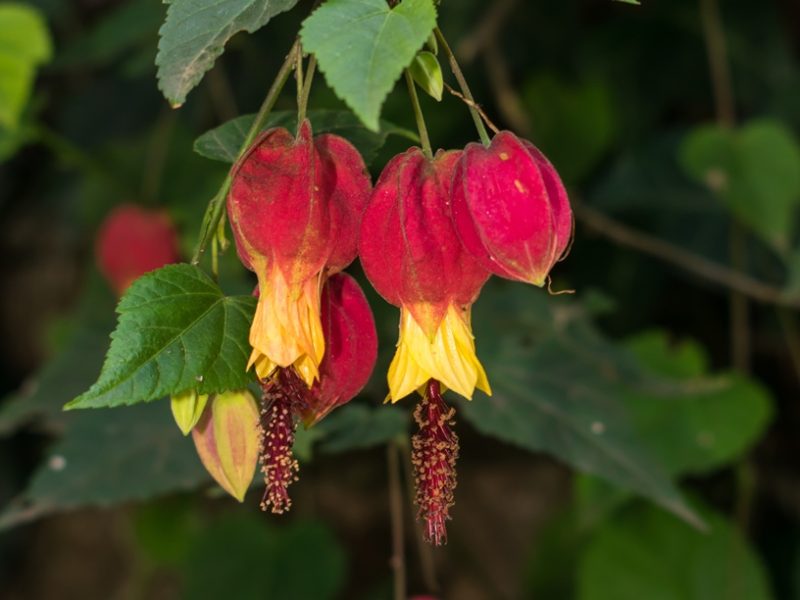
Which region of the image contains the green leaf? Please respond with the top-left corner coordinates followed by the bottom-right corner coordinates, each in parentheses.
top-left (301, 0), bottom-right (437, 130)
top-left (577, 501), bottom-right (773, 600)
top-left (183, 515), bottom-right (345, 600)
top-left (462, 284), bottom-right (702, 528)
top-left (0, 3), bottom-right (51, 128)
top-left (315, 403), bottom-right (408, 453)
top-left (156, 0), bottom-right (299, 107)
top-left (410, 51), bottom-right (443, 101)
top-left (193, 109), bottom-right (416, 164)
top-left (0, 402), bottom-right (208, 529)
top-left (67, 264), bottom-right (256, 410)
top-left (680, 119), bottom-right (800, 251)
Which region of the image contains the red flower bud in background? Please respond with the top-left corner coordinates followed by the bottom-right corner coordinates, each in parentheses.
top-left (227, 120), bottom-right (371, 387)
top-left (359, 147), bottom-right (491, 402)
top-left (96, 204), bottom-right (180, 295)
top-left (450, 131), bottom-right (572, 285)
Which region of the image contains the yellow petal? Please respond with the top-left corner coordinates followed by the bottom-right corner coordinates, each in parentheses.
top-left (387, 305), bottom-right (491, 402)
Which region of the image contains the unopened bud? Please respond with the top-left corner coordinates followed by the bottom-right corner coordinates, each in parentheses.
top-left (170, 389), bottom-right (209, 436)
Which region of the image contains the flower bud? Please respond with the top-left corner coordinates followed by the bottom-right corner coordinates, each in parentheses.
top-left (96, 204), bottom-right (180, 295)
top-left (192, 390), bottom-right (260, 502)
top-left (302, 273), bottom-right (378, 426)
top-left (359, 148), bottom-right (491, 401)
top-left (170, 389), bottom-right (209, 436)
top-left (227, 120), bottom-right (371, 385)
top-left (450, 131), bottom-right (573, 285)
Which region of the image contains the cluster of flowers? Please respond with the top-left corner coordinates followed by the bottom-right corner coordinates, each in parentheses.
top-left (173, 120), bottom-right (572, 545)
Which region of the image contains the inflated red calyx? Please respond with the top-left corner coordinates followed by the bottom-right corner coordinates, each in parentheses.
top-left (450, 131), bottom-right (572, 286)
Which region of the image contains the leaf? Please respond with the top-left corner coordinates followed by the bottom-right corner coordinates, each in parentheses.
top-left (156, 0), bottom-right (299, 107)
top-left (0, 402), bottom-right (208, 529)
top-left (0, 3), bottom-right (52, 128)
top-left (67, 264), bottom-right (256, 410)
top-left (183, 515), bottom-right (345, 600)
top-left (193, 109), bottom-right (416, 164)
top-left (461, 284), bottom-right (702, 528)
top-left (315, 403), bottom-right (408, 453)
top-left (300, 0), bottom-right (437, 130)
top-left (576, 501), bottom-right (773, 600)
top-left (680, 119), bottom-right (800, 251)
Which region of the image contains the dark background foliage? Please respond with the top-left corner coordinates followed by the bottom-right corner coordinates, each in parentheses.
top-left (1, 0), bottom-right (799, 598)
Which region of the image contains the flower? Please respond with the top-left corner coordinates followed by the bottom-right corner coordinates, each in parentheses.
top-left (227, 120), bottom-right (371, 387)
top-left (450, 131), bottom-right (573, 285)
top-left (192, 390), bottom-right (260, 502)
top-left (359, 147), bottom-right (491, 402)
top-left (258, 273), bottom-right (377, 513)
top-left (96, 204), bottom-right (180, 295)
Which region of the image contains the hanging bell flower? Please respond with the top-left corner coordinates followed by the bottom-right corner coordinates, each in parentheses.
top-left (450, 131), bottom-right (573, 286)
top-left (227, 119), bottom-right (371, 387)
top-left (359, 147), bottom-right (491, 403)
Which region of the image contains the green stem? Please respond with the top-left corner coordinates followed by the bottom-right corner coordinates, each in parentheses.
top-left (295, 45), bottom-right (305, 117)
top-left (434, 27), bottom-right (491, 146)
top-left (405, 70), bottom-right (433, 159)
top-left (298, 54), bottom-right (317, 124)
top-left (191, 40), bottom-right (301, 265)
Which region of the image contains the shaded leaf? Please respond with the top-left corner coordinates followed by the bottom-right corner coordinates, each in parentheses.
top-left (193, 109), bottom-right (415, 164)
top-left (577, 501), bottom-right (773, 600)
top-left (0, 402), bottom-right (208, 529)
top-left (156, 0), bottom-right (299, 106)
top-left (183, 515), bottom-right (345, 600)
top-left (68, 264), bottom-right (256, 410)
top-left (301, 0), bottom-right (436, 130)
top-left (315, 403), bottom-right (408, 453)
top-left (462, 284), bottom-right (702, 528)
top-left (0, 3), bottom-right (51, 128)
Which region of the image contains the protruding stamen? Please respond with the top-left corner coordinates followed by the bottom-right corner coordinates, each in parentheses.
top-left (258, 368), bottom-right (308, 514)
top-left (411, 379), bottom-right (459, 545)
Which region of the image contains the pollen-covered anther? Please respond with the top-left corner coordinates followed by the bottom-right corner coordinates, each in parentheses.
top-left (412, 380), bottom-right (459, 546)
top-left (258, 369), bottom-right (308, 514)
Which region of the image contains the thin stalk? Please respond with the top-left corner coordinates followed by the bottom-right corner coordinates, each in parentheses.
top-left (295, 46), bottom-right (305, 116)
top-left (298, 55), bottom-right (316, 124)
top-left (191, 40), bottom-right (300, 265)
top-left (388, 442), bottom-right (407, 600)
top-left (434, 27), bottom-right (491, 146)
top-left (405, 70), bottom-right (433, 158)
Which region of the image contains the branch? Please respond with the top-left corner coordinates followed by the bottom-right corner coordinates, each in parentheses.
top-left (575, 203), bottom-right (800, 309)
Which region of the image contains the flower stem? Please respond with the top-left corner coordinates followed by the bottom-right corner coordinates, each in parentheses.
top-left (405, 69), bottom-right (433, 159)
top-left (434, 27), bottom-right (491, 146)
top-left (295, 45), bottom-right (305, 117)
top-left (298, 54), bottom-right (316, 124)
top-left (191, 40), bottom-right (301, 265)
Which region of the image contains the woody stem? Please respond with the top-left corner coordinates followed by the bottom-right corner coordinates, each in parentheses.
top-left (434, 27), bottom-right (492, 146)
top-left (191, 39), bottom-right (301, 265)
top-left (405, 69), bottom-right (433, 159)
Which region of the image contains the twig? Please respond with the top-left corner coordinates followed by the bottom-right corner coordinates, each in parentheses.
top-left (455, 0), bottom-right (519, 64)
top-left (191, 40), bottom-right (300, 265)
top-left (388, 442), bottom-right (406, 600)
top-left (575, 203), bottom-right (800, 309)
top-left (443, 83), bottom-right (500, 134)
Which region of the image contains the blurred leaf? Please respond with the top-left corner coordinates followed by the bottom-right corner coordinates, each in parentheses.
top-left (522, 73), bottom-right (616, 183)
top-left (462, 284), bottom-right (702, 528)
top-left (134, 497), bottom-right (202, 566)
top-left (576, 330), bottom-right (772, 525)
top-left (300, 0), bottom-right (436, 130)
top-left (68, 264), bottom-right (256, 410)
top-left (315, 403), bottom-right (408, 453)
top-left (680, 119), bottom-right (800, 251)
top-left (57, 0), bottom-right (163, 68)
top-left (183, 515), bottom-right (345, 600)
top-left (577, 501), bottom-right (773, 600)
top-left (0, 274), bottom-right (115, 435)
top-left (0, 402), bottom-right (208, 529)
top-left (0, 3), bottom-right (51, 128)
top-left (156, 0), bottom-right (299, 106)
top-left (193, 109), bottom-right (415, 164)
